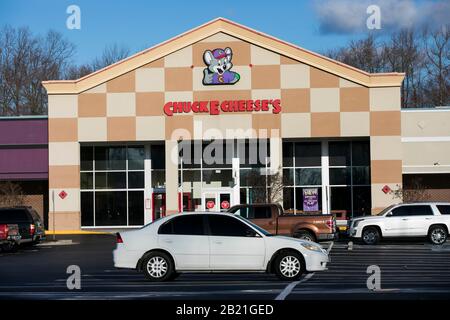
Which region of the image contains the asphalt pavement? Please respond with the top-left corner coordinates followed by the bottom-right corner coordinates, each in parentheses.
top-left (0, 235), bottom-right (449, 300)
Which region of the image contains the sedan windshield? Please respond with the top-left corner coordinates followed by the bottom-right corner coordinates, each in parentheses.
top-left (234, 215), bottom-right (273, 236)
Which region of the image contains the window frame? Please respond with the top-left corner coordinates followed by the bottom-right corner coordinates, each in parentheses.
top-left (205, 214), bottom-right (260, 238)
top-left (158, 214), bottom-right (208, 236)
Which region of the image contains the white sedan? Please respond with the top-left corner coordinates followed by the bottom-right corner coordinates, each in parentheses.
top-left (113, 212), bottom-right (329, 281)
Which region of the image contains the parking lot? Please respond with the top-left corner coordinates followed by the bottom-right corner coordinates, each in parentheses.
top-left (0, 235), bottom-right (450, 300)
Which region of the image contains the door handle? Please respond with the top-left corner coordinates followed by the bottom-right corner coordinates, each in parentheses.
top-left (163, 239), bottom-right (173, 243)
top-left (214, 240), bottom-right (222, 244)
top-left (402, 218), bottom-right (409, 221)
top-left (425, 218), bottom-right (432, 220)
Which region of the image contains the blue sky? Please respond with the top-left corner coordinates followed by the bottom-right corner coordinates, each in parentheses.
top-left (0, 0), bottom-right (447, 66)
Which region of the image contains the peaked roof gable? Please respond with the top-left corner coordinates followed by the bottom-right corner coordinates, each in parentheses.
top-left (42, 18), bottom-right (404, 94)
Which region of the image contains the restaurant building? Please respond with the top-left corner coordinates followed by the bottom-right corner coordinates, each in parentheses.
top-left (41, 18), bottom-right (446, 231)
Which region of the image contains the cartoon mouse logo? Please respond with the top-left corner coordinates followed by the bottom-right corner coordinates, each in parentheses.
top-left (202, 47), bottom-right (240, 85)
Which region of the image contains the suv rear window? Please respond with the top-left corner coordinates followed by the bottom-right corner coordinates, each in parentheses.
top-left (0, 209), bottom-right (30, 223)
top-left (437, 205), bottom-right (450, 215)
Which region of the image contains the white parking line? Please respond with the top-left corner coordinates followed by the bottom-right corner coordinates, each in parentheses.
top-left (275, 273), bottom-right (315, 300)
top-left (327, 241), bottom-right (334, 254)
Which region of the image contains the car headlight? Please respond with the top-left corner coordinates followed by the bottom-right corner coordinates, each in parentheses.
top-left (301, 243), bottom-right (322, 252)
top-left (353, 219), bottom-right (364, 228)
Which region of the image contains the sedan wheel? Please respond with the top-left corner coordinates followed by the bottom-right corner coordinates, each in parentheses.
top-left (429, 226), bottom-right (447, 245)
top-left (142, 252), bottom-right (174, 281)
top-left (274, 252), bottom-right (303, 280)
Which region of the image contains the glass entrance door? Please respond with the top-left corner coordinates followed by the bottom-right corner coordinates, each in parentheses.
top-left (152, 192), bottom-right (166, 220)
top-left (202, 190), bottom-right (233, 212)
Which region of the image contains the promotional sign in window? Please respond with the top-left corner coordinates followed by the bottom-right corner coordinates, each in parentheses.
top-left (303, 188), bottom-right (318, 212)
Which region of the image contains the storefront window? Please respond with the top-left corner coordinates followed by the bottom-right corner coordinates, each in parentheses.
top-left (328, 141), bottom-right (371, 218)
top-left (80, 145), bottom-right (145, 227)
top-left (282, 142), bottom-right (322, 214)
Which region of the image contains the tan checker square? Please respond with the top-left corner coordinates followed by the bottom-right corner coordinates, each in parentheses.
top-left (252, 113), bottom-right (281, 138)
top-left (106, 71), bottom-right (135, 93)
top-left (280, 55), bottom-right (299, 64)
top-left (78, 93), bottom-right (106, 117)
top-left (281, 89), bottom-right (310, 113)
top-left (165, 115), bottom-right (193, 140)
top-left (371, 160), bottom-right (402, 183)
top-left (107, 117), bottom-right (136, 141)
top-left (252, 65), bottom-right (280, 89)
top-left (48, 118), bottom-right (78, 142)
top-left (136, 92), bottom-right (165, 116)
top-left (49, 165), bottom-right (80, 188)
top-left (142, 58), bottom-right (165, 68)
top-left (310, 67), bottom-right (339, 88)
top-left (311, 112), bottom-right (340, 137)
top-left (165, 67), bottom-right (193, 91)
top-left (340, 87), bottom-right (369, 112)
top-left (370, 111), bottom-right (401, 136)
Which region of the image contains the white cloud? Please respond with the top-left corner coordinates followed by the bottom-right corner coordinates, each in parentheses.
top-left (314, 0), bottom-right (449, 34)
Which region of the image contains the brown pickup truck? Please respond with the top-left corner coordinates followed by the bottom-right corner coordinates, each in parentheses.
top-left (228, 203), bottom-right (337, 242)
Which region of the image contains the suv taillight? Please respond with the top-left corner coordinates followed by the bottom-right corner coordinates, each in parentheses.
top-left (30, 224), bottom-right (35, 236)
top-left (116, 233), bottom-right (123, 244)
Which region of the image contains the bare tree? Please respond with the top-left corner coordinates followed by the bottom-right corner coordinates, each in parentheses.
top-left (382, 29), bottom-right (425, 108)
top-left (91, 44), bottom-right (130, 71)
top-left (0, 181), bottom-right (25, 207)
top-left (241, 167), bottom-right (284, 204)
top-left (325, 35), bottom-right (385, 73)
top-left (0, 26), bottom-right (75, 115)
top-left (422, 25), bottom-right (450, 107)
top-left (390, 177), bottom-right (431, 202)
top-left (64, 43), bottom-right (130, 80)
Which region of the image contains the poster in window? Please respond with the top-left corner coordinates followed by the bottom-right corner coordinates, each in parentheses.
top-left (303, 188), bottom-right (318, 212)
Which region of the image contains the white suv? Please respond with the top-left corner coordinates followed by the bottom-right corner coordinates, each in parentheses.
top-left (113, 212), bottom-right (329, 281)
top-left (349, 203), bottom-right (450, 245)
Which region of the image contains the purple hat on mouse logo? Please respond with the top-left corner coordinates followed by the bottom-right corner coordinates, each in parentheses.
top-left (212, 48), bottom-right (227, 59)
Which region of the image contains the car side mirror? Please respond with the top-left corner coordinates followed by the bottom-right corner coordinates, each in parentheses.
top-left (386, 212), bottom-right (393, 217)
top-left (246, 229), bottom-right (259, 237)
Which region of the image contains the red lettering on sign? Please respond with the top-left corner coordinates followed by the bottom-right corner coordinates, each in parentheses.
top-left (163, 99), bottom-right (282, 116)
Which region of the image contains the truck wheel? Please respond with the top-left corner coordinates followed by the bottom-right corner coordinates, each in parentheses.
top-left (429, 226), bottom-right (447, 245)
top-left (142, 252), bottom-right (174, 282)
top-left (295, 230), bottom-right (316, 242)
top-left (362, 227), bottom-right (380, 245)
top-left (274, 251), bottom-right (304, 280)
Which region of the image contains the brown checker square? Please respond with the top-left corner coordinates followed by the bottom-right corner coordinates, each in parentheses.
top-left (281, 89), bottom-right (310, 113)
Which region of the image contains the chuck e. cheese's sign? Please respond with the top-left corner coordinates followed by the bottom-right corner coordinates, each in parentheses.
top-left (163, 99), bottom-right (281, 116)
